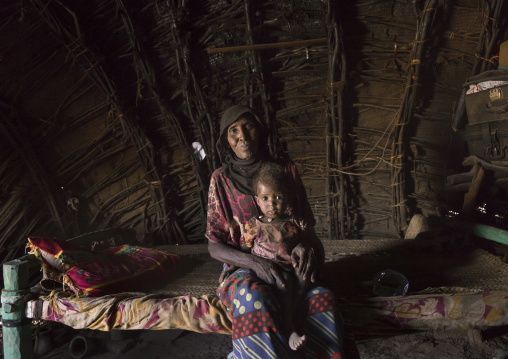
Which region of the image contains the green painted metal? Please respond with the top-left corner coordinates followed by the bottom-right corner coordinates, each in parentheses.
top-left (447, 220), bottom-right (508, 246)
top-left (2, 258), bottom-right (32, 359)
top-left (470, 223), bottom-right (508, 246)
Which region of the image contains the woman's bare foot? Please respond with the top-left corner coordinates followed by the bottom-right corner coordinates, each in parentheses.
top-left (289, 333), bottom-right (306, 350)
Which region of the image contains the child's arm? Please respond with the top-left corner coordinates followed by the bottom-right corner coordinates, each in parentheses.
top-left (241, 217), bottom-right (257, 252)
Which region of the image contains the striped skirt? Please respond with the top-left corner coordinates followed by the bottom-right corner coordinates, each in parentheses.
top-left (218, 267), bottom-right (353, 359)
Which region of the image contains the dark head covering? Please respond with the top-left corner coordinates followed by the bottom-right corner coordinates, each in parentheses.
top-left (216, 105), bottom-right (268, 195)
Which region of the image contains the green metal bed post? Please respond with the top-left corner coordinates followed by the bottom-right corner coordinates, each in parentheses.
top-left (2, 258), bottom-right (32, 359)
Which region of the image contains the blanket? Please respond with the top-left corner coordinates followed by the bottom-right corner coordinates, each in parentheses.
top-left (28, 291), bottom-right (508, 339)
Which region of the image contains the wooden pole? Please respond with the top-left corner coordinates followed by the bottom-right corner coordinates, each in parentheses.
top-left (206, 38), bottom-right (327, 54)
top-left (2, 257), bottom-right (33, 359)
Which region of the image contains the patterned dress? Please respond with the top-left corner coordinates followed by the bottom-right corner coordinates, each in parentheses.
top-left (243, 216), bottom-right (304, 266)
top-left (206, 161), bottom-right (354, 359)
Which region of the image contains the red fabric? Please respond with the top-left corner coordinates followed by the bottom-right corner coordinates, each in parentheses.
top-left (28, 236), bottom-right (180, 297)
top-left (205, 160), bottom-right (315, 247)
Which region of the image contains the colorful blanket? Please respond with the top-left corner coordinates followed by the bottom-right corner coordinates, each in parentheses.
top-left (32, 293), bottom-right (232, 333)
top-left (29, 291), bottom-right (508, 339)
top-left (28, 237), bottom-right (181, 297)
top-left (346, 291), bottom-right (508, 339)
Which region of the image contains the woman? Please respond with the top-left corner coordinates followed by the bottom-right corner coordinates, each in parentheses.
top-left (206, 105), bottom-right (357, 359)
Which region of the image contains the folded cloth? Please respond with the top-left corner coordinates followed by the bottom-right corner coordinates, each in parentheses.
top-left (28, 236), bottom-right (181, 297)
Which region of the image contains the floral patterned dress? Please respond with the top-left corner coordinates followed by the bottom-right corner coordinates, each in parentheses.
top-left (243, 216), bottom-right (305, 266)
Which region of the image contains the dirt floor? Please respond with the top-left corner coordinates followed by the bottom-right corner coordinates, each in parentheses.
top-left (33, 323), bottom-right (508, 359)
top-left (356, 329), bottom-right (508, 359)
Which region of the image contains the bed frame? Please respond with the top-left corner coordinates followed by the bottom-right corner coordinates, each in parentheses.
top-left (2, 232), bottom-right (508, 359)
top-left (2, 255), bottom-right (38, 359)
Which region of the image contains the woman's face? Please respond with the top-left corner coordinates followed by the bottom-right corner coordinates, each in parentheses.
top-left (226, 116), bottom-right (260, 160)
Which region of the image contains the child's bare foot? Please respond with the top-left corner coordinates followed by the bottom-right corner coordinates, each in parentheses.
top-left (289, 333), bottom-right (306, 350)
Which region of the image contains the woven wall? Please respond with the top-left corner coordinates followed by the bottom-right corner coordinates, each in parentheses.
top-left (0, 0), bottom-right (506, 264)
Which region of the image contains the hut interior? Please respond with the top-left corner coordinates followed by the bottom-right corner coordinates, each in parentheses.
top-left (1, 0), bottom-right (508, 358)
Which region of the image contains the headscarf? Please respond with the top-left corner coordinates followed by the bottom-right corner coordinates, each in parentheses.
top-left (216, 105), bottom-right (268, 195)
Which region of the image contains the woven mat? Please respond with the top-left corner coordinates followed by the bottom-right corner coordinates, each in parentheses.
top-left (144, 244), bottom-right (222, 297)
top-left (147, 239), bottom-right (508, 298)
top-left (323, 238), bottom-right (508, 297)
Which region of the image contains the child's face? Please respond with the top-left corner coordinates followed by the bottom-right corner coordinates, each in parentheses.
top-left (255, 180), bottom-right (287, 219)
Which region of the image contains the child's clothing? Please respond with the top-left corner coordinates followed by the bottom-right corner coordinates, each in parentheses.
top-left (243, 216), bottom-right (305, 266)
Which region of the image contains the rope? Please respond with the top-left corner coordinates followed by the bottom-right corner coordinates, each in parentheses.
top-left (327, 80), bottom-right (346, 89)
top-left (418, 7), bottom-right (435, 17)
top-left (392, 200), bottom-right (406, 207)
top-left (391, 181), bottom-right (406, 187)
top-left (483, 14), bottom-right (496, 22)
top-left (474, 53), bottom-right (499, 64)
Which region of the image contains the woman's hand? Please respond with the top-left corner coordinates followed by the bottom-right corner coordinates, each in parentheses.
top-left (291, 241), bottom-right (319, 283)
top-left (251, 256), bottom-right (291, 289)
top-left (219, 265), bottom-right (238, 283)
top-left (209, 241), bottom-right (291, 288)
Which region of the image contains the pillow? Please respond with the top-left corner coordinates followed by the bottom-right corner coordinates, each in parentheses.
top-left (28, 236), bottom-right (181, 297)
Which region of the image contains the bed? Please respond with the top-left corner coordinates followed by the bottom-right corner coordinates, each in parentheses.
top-left (2, 230), bottom-right (508, 359)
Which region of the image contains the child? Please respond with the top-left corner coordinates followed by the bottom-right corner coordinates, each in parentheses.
top-left (242, 161), bottom-right (315, 351)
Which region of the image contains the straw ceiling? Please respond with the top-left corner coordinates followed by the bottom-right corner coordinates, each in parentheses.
top-left (0, 0), bottom-right (506, 264)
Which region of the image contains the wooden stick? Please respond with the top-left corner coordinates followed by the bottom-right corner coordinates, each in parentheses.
top-left (206, 38), bottom-right (327, 54)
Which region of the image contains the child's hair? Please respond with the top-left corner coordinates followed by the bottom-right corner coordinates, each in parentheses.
top-left (252, 162), bottom-right (289, 195)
